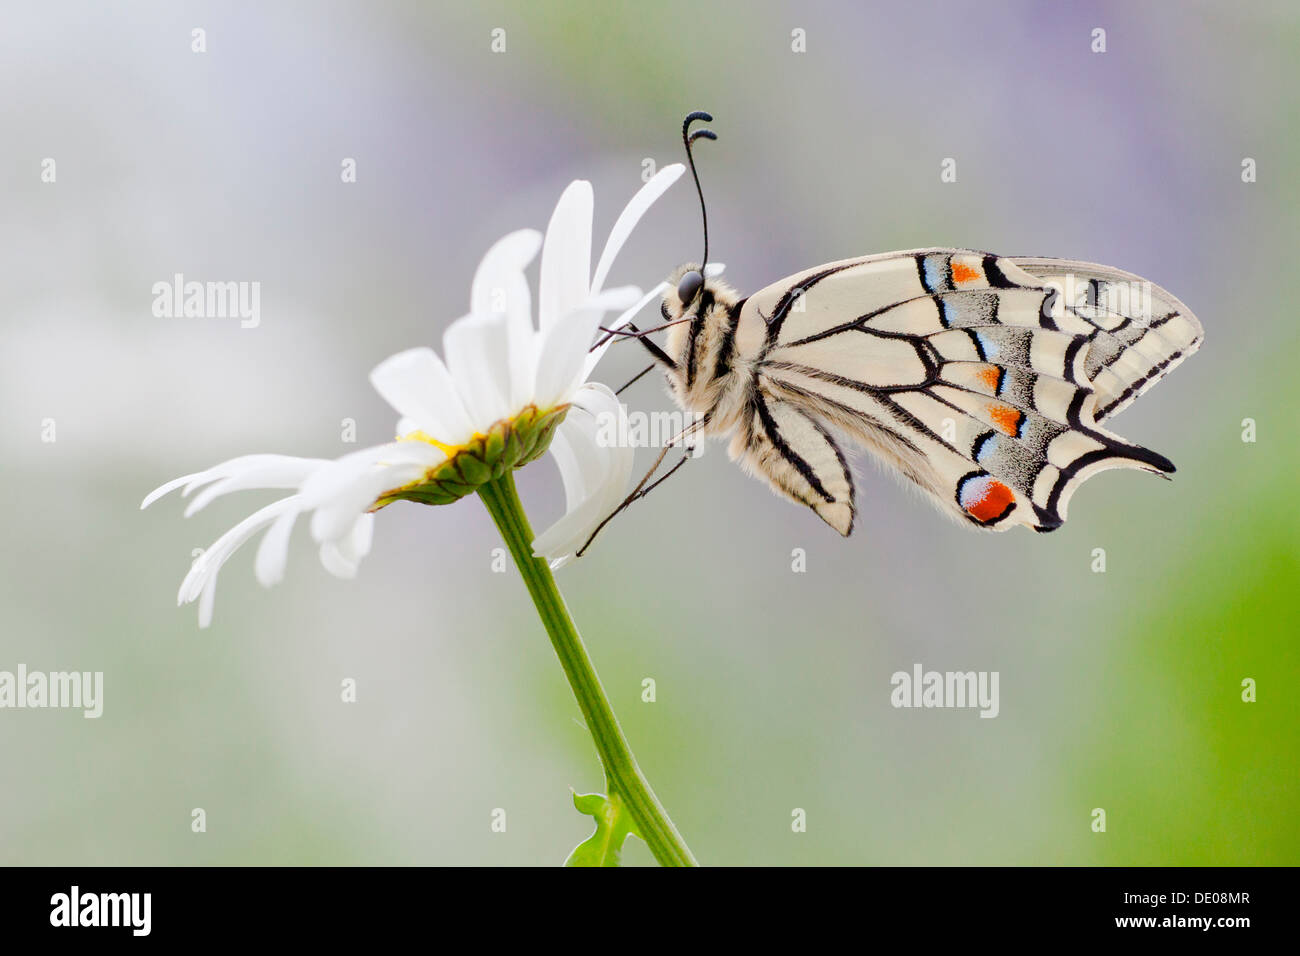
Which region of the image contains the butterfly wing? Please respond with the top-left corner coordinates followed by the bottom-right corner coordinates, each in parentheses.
top-left (737, 249), bottom-right (1201, 532)
top-left (729, 391), bottom-right (856, 535)
top-left (1009, 257), bottom-right (1203, 422)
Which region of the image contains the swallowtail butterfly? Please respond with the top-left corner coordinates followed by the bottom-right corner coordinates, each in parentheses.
top-left (590, 113), bottom-right (1203, 548)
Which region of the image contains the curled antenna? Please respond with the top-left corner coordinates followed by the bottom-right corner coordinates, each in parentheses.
top-left (682, 110), bottom-right (716, 271)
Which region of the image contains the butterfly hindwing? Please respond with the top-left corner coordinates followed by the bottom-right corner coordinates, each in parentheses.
top-left (729, 390), bottom-right (856, 535)
top-left (738, 249), bottom-right (1199, 531)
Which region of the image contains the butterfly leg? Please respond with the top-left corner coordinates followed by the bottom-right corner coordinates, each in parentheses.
top-left (601, 321), bottom-right (678, 371)
top-left (575, 420), bottom-right (704, 557)
top-left (598, 317), bottom-right (692, 342)
top-left (615, 363), bottom-right (656, 396)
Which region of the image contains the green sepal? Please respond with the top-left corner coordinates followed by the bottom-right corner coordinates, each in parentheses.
top-left (564, 790), bottom-right (638, 867)
top-left (485, 427), bottom-right (509, 478)
top-left (372, 405), bottom-right (569, 511)
top-left (399, 486), bottom-right (462, 507)
top-left (500, 425), bottom-right (524, 477)
top-left (454, 449), bottom-right (493, 486)
top-left (518, 407), bottom-right (566, 467)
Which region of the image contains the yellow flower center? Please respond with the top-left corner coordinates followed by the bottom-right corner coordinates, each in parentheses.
top-left (397, 428), bottom-right (477, 459)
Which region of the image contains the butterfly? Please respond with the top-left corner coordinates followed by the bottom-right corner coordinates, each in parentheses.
top-left (587, 112), bottom-right (1203, 549)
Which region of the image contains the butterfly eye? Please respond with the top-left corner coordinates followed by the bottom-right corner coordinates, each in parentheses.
top-left (676, 270), bottom-right (704, 305)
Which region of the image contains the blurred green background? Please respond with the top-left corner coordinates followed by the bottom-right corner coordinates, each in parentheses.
top-left (2, 0), bottom-right (1295, 865)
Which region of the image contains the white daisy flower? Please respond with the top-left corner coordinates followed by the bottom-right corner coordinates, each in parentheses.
top-left (143, 165), bottom-right (685, 626)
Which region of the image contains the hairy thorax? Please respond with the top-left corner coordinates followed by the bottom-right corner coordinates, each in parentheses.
top-left (661, 266), bottom-right (761, 438)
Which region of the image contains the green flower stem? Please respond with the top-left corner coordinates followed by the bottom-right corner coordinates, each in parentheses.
top-left (477, 470), bottom-right (698, 867)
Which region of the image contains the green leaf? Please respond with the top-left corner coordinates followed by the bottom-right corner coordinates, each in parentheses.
top-left (564, 790), bottom-right (638, 867)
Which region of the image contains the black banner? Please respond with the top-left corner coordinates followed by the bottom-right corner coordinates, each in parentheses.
top-left (0, 866), bottom-right (1278, 940)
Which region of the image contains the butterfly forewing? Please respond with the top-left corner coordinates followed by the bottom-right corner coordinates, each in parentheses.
top-left (1009, 258), bottom-right (1203, 422)
top-left (733, 249), bottom-right (1202, 532)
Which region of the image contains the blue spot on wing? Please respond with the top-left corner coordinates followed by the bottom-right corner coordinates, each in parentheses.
top-left (923, 255), bottom-right (948, 293)
top-left (958, 473), bottom-right (994, 510)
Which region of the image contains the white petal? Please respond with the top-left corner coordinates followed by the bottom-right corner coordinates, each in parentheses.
top-left (309, 459), bottom-right (429, 543)
top-left (318, 515), bottom-right (372, 578)
top-left (319, 540), bottom-right (359, 579)
top-left (587, 285), bottom-right (642, 312)
top-left (298, 441), bottom-right (442, 510)
top-left (547, 427), bottom-right (593, 510)
top-left (345, 512), bottom-right (375, 561)
top-left (583, 281), bottom-right (668, 379)
top-left (297, 449), bottom-right (382, 510)
top-left (506, 321), bottom-right (539, 412)
top-left (538, 180), bottom-right (593, 333)
top-left (589, 163), bottom-right (684, 294)
top-left (443, 313), bottom-right (513, 426)
top-left (471, 230), bottom-right (538, 410)
top-left (533, 307), bottom-right (603, 408)
top-left (141, 473), bottom-right (198, 510)
top-left (178, 496), bottom-right (301, 624)
top-left (471, 228), bottom-right (541, 317)
top-left (369, 347), bottom-right (474, 444)
top-left (183, 456), bottom-right (329, 517)
top-left (254, 503), bottom-right (301, 587)
top-left (144, 454), bottom-right (322, 511)
top-left (531, 384), bottom-right (636, 564)
top-left (197, 575), bottom-right (217, 629)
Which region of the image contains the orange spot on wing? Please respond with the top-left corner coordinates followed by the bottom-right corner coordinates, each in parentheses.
top-left (988, 403), bottom-right (1022, 436)
top-left (951, 261), bottom-right (981, 284)
top-left (976, 365), bottom-right (1002, 392)
top-left (967, 480), bottom-right (1015, 523)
